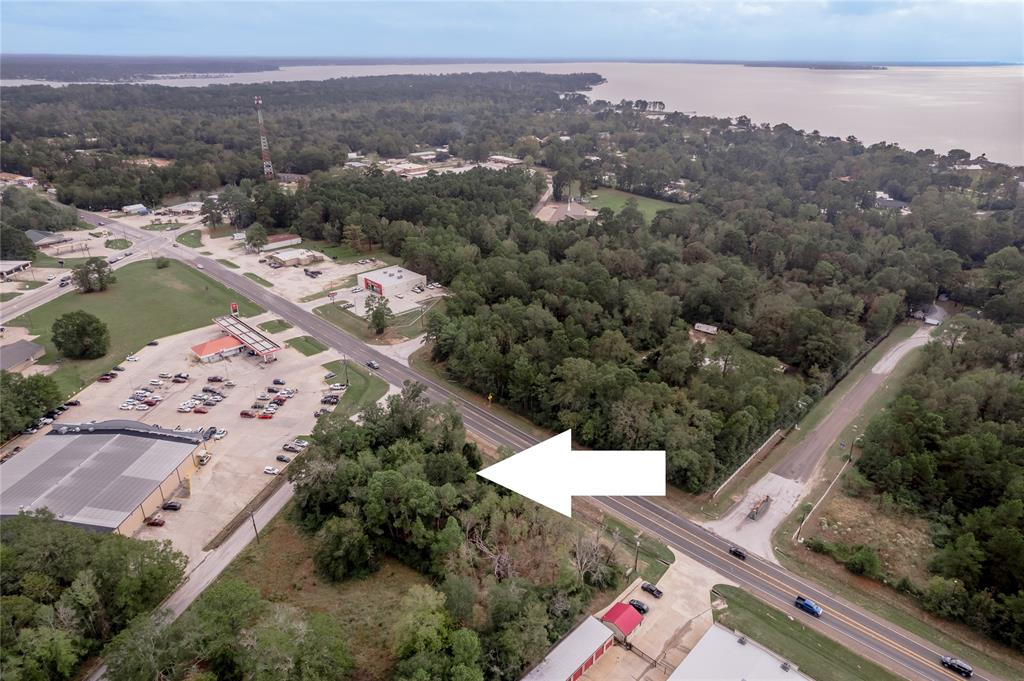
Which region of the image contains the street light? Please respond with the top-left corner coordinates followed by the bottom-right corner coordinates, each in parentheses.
top-left (634, 534), bottom-right (642, 574)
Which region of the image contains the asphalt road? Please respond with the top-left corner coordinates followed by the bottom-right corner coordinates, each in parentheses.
top-left (50, 211), bottom-right (1004, 681)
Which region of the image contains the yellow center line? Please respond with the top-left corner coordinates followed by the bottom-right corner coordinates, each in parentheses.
top-left (597, 496), bottom-right (969, 681)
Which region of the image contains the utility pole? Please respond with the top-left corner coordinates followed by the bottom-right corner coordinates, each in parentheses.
top-left (250, 511), bottom-right (259, 544)
top-left (633, 532), bottom-right (643, 574)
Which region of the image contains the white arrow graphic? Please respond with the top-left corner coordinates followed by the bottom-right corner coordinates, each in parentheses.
top-left (477, 430), bottom-right (666, 517)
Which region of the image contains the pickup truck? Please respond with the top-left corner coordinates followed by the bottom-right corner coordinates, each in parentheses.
top-left (794, 596), bottom-right (822, 618)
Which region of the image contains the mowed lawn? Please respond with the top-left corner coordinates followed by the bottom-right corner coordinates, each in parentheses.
top-left (589, 188), bottom-right (679, 222)
top-left (175, 229), bottom-right (203, 248)
top-left (9, 260), bottom-right (263, 397)
top-left (218, 508), bottom-right (428, 681)
top-left (313, 302), bottom-right (436, 344)
top-left (286, 335), bottom-right (327, 357)
top-left (713, 585), bottom-right (903, 681)
top-left (322, 359), bottom-right (389, 418)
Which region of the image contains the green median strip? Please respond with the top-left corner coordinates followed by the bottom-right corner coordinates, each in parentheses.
top-left (258, 319), bottom-right (292, 333)
top-left (243, 272), bottom-right (274, 287)
top-left (217, 259), bottom-right (239, 269)
top-left (321, 359), bottom-right (389, 418)
top-left (175, 229), bottom-right (203, 248)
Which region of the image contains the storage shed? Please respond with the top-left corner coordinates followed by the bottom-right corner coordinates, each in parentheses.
top-left (521, 616), bottom-right (614, 681)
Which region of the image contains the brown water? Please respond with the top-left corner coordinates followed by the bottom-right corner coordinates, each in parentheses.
top-left (4, 61), bottom-right (1021, 164)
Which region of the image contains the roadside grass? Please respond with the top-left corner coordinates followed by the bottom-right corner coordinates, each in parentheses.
top-left (313, 302), bottom-right (431, 344)
top-left (770, 320), bottom-right (1024, 680)
top-left (590, 188), bottom-right (679, 222)
top-left (601, 514), bottom-right (675, 583)
top-left (217, 259), bottom-right (239, 269)
top-left (243, 272), bottom-right (274, 287)
top-left (104, 238), bottom-right (132, 250)
top-left (217, 506), bottom-right (427, 681)
top-left (207, 223), bottom-right (236, 238)
top-left (695, 323), bottom-right (920, 519)
top-left (32, 253), bottom-right (93, 269)
top-left (285, 335), bottom-right (327, 357)
top-left (302, 240), bottom-right (401, 266)
top-left (175, 229), bottom-right (203, 248)
top-left (258, 319), bottom-right (292, 334)
top-left (142, 221), bottom-right (184, 231)
top-left (321, 359), bottom-right (389, 418)
top-left (17, 280), bottom-right (46, 290)
top-left (713, 585), bottom-right (904, 681)
top-left (298, 276), bottom-right (357, 303)
top-left (0, 291), bottom-right (22, 302)
top-left (8, 260), bottom-right (263, 397)
top-left (409, 344), bottom-right (554, 444)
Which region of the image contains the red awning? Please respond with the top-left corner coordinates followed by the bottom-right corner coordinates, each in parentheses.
top-left (601, 602), bottom-right (643, 636)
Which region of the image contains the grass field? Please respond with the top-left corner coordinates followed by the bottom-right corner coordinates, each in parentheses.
top-left (175, 229), bottom-right (203, 248)
top-left (216, 259), bottom-right (239, 269)
top-left (8, 260), bottom-right (263, 397)
top-left (0, 291), bottom-right (22, 302)
top-left (243, 272), bottom-right (274, 287)
top-left (208, 224), bottom-right (236, 239)
top-left (16, 280), bottom-right (45, 290)
top-left (142, 221), bottom-right (185, 231)
top-left (217, 507), bottom-right (427, 681)
top-left (301, 241), bottom-right (401, 266)
top-left (32, 253), bottom-right (93, 269)
top-left (286, 335), bottom-right (327, 356)
top-left (713, 585), bottom-right (904, 681)
top-left (298, 276), bottom-right (358, 303)
top-left (258, 319), bottom-right (292, 334)
top-left (104, 238), bottom-right (132, 250)
top-left (313, 302), bottom-right (433, 344)
top-left (322, 359), bottom-right (389, 418)
top-left (602, 514), bottom-right (675, 582)
top-left (589, 188), bottom-right (679, 222)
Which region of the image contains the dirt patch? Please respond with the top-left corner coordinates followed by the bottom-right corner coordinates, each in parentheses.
top-left (808, 492), bottom-right (935, 587)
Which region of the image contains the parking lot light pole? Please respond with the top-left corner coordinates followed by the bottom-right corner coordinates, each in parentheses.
top-left (634, 535), bottom-right (642, 574)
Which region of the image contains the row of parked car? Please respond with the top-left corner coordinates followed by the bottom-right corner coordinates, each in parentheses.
top-left (240, 379), bottom-right (293, 419)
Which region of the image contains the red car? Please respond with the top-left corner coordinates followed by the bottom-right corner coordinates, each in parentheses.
top-left (240, 410), bottom-right (256, 418)
top-left (145, 515), bottom-right (165, 527)
top-left (98, 375), bottom-right (113, 383)
top-left (258, 412), bottom-right (274, 420)
top-left (143, 399), bottom-right (158, 406)
top-left (193, 406), bottom-right (210, 414)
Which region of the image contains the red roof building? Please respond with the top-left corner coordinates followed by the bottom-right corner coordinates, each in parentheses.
top-left (190, 335), bottom-right (244, 363)
top-left (601, 602), bottom-right (643, 640)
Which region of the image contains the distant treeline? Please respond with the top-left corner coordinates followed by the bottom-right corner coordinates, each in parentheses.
top-left (0, 55), bottom-right (285, 81)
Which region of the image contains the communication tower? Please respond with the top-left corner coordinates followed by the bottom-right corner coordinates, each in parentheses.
top-left (254, 96), bottom-right (275, 179)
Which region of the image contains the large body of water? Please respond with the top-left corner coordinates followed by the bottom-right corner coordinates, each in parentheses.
top-left (4, 62), bottom-right (1021, 164)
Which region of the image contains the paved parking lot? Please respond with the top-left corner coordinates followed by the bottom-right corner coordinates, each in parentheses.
top-left (27, 313), bottom-right (390, 567)
top-left (587, 549), bottom-right (734, 680)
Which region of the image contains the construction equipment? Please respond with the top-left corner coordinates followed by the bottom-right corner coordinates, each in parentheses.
top-left (747, 495), bottom-right (772, 520)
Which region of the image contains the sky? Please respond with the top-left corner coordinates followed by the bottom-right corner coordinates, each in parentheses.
top-left (1, 1), bottom-right (1021, 63)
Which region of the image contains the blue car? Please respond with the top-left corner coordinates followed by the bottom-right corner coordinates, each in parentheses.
top-left (794, 596), bottom-right (822, 617)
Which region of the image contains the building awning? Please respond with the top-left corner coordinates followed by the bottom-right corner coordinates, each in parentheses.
top-left (601, 603), bottom-right (643, 637)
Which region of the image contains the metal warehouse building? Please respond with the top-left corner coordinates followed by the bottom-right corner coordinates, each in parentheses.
top-left (362, 265), bottom-right (426, 298)
top-left (0, 421), bottom-right (203, 535)
top-left (522, 616), bottom-right (615, 681)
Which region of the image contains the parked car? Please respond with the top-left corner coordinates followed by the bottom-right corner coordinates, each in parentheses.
top-left (149, 379), bottom-right (163, 386)
top-left (283, 443), bottom-right (301, 453)
top-left (112, 365), bottom-right (126, 372)
top-left (119, 404), bottom-right (134, 411)
top-left (728, 546), bottom-right (747, 560)
top-left (366, 360), bottom-right (380, 370)
top-left (64, 400), bottom-right (81, 407)
top-left (145, 515), bottom-right (165, 527)
top-left (794, 596), bottom-right (823, 618)
top-left (276, 455), bottom-right (291, 463)
top-left (272, 378), bottom-right (286, 385)
top-left (175, 373), bottom-right (189, 379)
top-left (203, 400), bottom-right (217, 407)
top-left (940, 656), bottom-right (974, 678)
top-left (199, 454), bottom-right (212, 466)
top-left (263, 466), bottom-right (280, 475)
top-left (258, 412), bottom-right (274, 420)
top-left (135, 405), bottom-right (150, 411)
top-left (641, 583), bottom-right (663, 599)
top-left (324, 371), bottom-right (337, 380)
top-left (177, 406), bottom-right (192, 413)
top-left (158, 372), bottom-right (173, 378)
top-left (267, 386), bottom-right (280, 393)
top-left (256, 393), bottom-right (270, 401)
top-left (628, 599), bottom-right (649, 615)
top-left (161, 501), bottom-right (182, 511)
top-left (292, 440), bottom-right (309, 449)
top-left (147, 341), bottom-right (159, 346)
top-left (224, 380), bottom-right (236, 387)
top-left (126, 355), bottom-right (139, 362)
top-left (193, 406), bottom-right (210, 414)
top-left (329, 383), bottom-right (345, 391)
top-left (172, 377), bottom-right (187, 383)
top-left (207, 376), bottom-right (224, 382)
top-left (240, 410), bottom-right (257, 418)
top-left (143, 399), bottom-right (158, 406)
top-left (213, 429), bottom-right (228, 440)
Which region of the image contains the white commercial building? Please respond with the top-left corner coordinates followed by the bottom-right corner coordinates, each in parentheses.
top-left (666, 625), bottom-right (811, 681)
top-left (121, 203), bottom-right (148, 215)
top-left (361, 265), bottom-right (426, 298)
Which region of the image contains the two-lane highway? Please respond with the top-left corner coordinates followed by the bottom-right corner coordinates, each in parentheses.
top-left (47, 210), bottom-right (1007, 681)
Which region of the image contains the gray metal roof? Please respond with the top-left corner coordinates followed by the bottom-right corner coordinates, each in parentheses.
top-left (667, 624), bottom-right (811, 680)
top-left (214, 315), bottom-right (281, 355)
top-left (0, 421), bottom-right (201, 531)
top-left (522, 617), bottom-right (611, 680)
top-left (0, 339), bottom-right (44, 370)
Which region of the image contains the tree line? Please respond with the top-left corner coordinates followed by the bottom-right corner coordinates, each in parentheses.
top-left (856, 318), bottom-right (1024, 650)
top-left (0, 511), bottom-right (187, 681)
top-left (0, 187), bottom-right (83, 261)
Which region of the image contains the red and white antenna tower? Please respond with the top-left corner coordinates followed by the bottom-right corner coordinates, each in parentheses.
top-left (253, 96), bottom-right (275, 179)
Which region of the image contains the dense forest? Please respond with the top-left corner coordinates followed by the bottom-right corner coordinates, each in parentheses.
top-left (856, 318), bottom-right (1024, 650)
top-left (0, 512), bottom-right (187, 681)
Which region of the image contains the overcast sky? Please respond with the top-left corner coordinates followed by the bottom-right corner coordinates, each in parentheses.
top-left (2, 1), bottom-right (1021, 63)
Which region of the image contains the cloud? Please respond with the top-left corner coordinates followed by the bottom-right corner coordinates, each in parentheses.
top-left (736, 3), bottom-right (776, 16)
